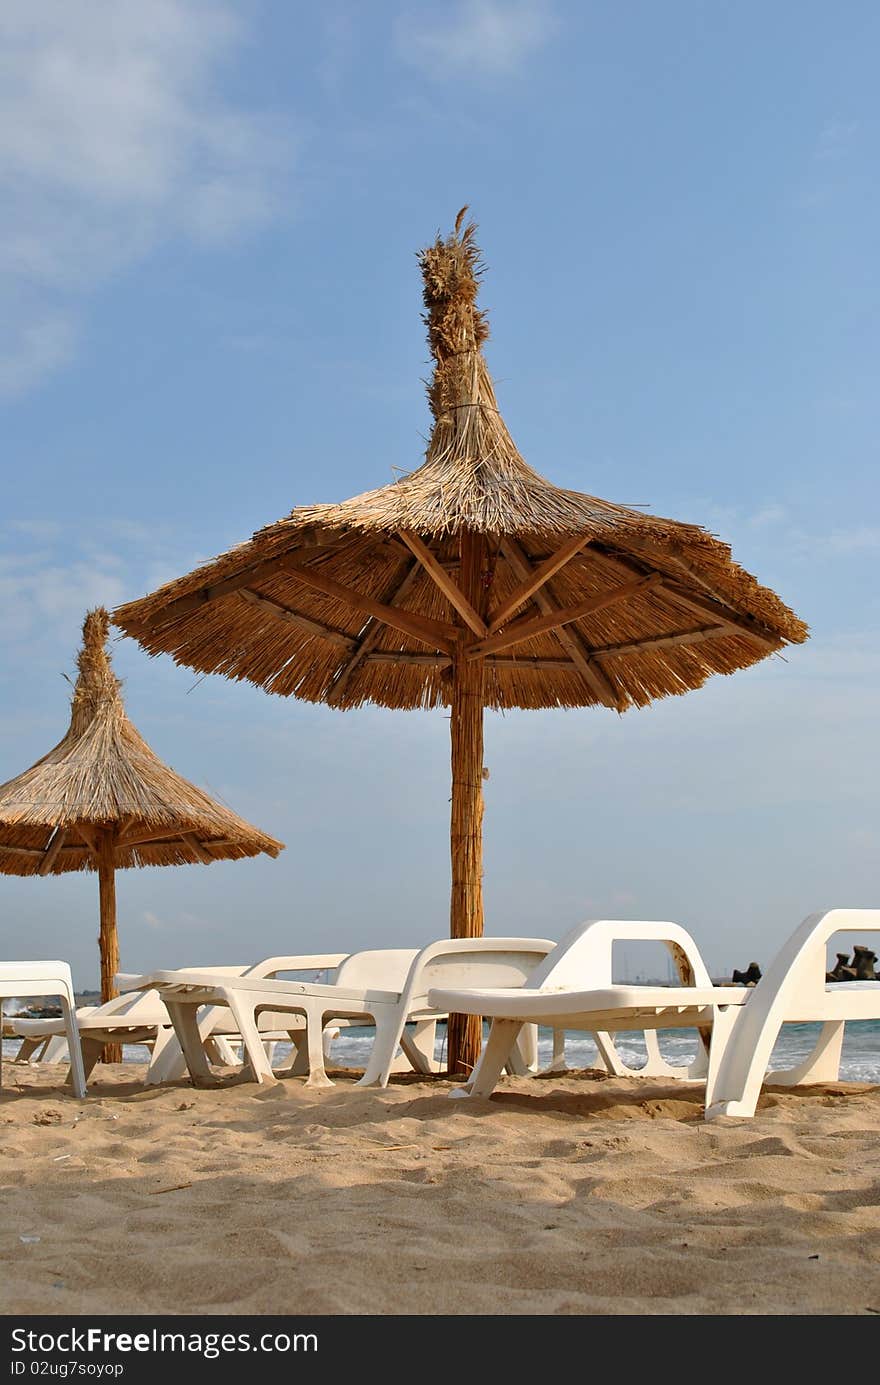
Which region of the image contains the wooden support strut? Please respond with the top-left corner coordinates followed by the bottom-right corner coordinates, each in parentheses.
top-left (123, 539), bottom-right (348, 632)
top-left (121, 531), bottom-right (407, 635)
top-left (38, 827), bottom-right (67, 876)
top-left (589, 546), bottom-right (780, 647)
top-left (0, 843), bottom-right (92, 860)
top-left (182, 833), bottom-right (213, 864)
top-left (327, 560), bottom-right (422, 705)
top-left (238, 590), bottom-right (356, 649)
top-left (658, 581), bottom-right (780, 646)
top-left (364, 652), bottom-right (630, 671)
top-left (76, 823), bottom-right (99, 854)
top-left (486, 535), bottom-right (590, 633)
top-left (467, 574), bottom-right (663, 659)
top-left (399, 531), bottom-right (488, 638)
top-left (625, 538), bottom-right (792, 635)
top-left (500, 538), bottom-right (621, 710)
top-left (277, 559), bottom-right (458, 653)
top-left (590, 624), bottom-right (727, 660)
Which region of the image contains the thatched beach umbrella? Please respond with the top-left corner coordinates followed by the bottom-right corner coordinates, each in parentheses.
top-left (114, 210), bottom-right (807, 1074)
top-left (0, 609), bottom-right (283, 1059)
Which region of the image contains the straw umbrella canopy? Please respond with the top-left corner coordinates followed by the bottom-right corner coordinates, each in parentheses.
top-left (0, 609), bottom-right (283, 1058)
top-left (113, 210), bottom-right (807, 1074)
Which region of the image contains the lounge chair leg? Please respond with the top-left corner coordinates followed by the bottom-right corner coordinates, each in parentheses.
top-left (357, 1010), bottom-right (407, 1088)
top-left (223, 997), bottom-right (277, 1085)
top-left (42, 1035), bottom-right (70, 1064)
top-left (506, 1023), bottom-right (538, 1075)
top-left (144, 1027), bottom-right (187, 1085)
top-left (165, 1001), bottom-right (221, 1088)
top-left (301, 1003), bottom-right (334, 1087)
top-left (399, 1019), bottom-right (439, 1075)
top-left (638, 1029), bottom-right (694, 1081)
top-left (704, 1004), bottom-right (751, 1118)
top-left (61, 997), bottom-right (87, 1099)
top-left (766, 1020), bottom-right (845, 1087)
top-left (205, 1035), bottom-right (240, 1067)
top-left (72, 1037), bottom-right (105, 1084)
top-left (687, 1043), bottom-right (709, 1079)
top-left (593, 1031), bottom-right (627, 1076)
top-left (641, 1029), bottom-right (665, 1076)
top-left (13, 1037), bottom-right (42, 1064)
top-left (288, 1031), bottom-right (310, 1076)
top-left (543, 1028), bottom-right (567, 1073)
top-left (452, 1019), bottom-right (523, 1099)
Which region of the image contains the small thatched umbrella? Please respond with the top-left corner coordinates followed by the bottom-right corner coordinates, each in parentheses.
top-left (0, 609), bottom-right (283, 1059)
top-left (114, 210), bottom-right (807, 1074)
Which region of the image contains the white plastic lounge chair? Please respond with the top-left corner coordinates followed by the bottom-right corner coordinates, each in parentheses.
top-left (705, 908), bottom-right (880, 1119)
top-left (14, 959), bottom-right (345, 1087)
top-left (123, 939), bottom-right (558, 1088)
top-left (118, 952), bottom-right (382, 1087)
top-left (0, 961), bottom-right (87, 1098)
top-left (11, 986), bottom-right (251, 1085)
top-left (13, 1003), bottom-right (339, 1086)
top-left (428, 919), bottom-right (749, 1107)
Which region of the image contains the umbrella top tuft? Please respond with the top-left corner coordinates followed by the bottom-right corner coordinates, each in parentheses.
top-left (420, 206), bottom-right (490, 422)
top-left (71, 608), bottom-right (121, 734)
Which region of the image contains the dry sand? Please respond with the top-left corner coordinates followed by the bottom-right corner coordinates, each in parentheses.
top-left (1, 1063), bottom-right (879, 1316)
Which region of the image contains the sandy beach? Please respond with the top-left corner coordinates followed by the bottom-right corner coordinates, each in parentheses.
top-left (2, 1063), bottom-right (879, 1316)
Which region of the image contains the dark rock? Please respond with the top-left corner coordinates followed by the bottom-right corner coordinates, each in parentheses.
top-left (732, 962), bottom-right (762, 986)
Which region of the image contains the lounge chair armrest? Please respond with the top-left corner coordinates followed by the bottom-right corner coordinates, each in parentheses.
top-left (243, 954), bottom-right (350, 979)
top-left (115, 957), bottom-right (348, 995)
top-left (115, 967), bottom-right (252, 992)
top-left (532, 919), bottom-right (714, 990)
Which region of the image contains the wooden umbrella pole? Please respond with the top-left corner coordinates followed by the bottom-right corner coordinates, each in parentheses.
top-left (97, 828), bottom-right (122, 1064)
top-left (448, 531), bottom-right (487, 1076)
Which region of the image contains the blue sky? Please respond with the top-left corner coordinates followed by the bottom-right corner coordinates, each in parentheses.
top-left (1, 1), bottom-right (878, 986)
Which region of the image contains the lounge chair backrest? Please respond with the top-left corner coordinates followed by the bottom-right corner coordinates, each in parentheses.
top-left (521, 919), bottom-right (714, 990)
top-left (81, 989), bottom-right (171, 1026)
top-left (752, 908), bottom-right (880, 1008)
top-left (335, 949), bottom-right (421, 993)
top-left (706, 909), bottom-right (880, 1120)
top-left (399, 938), bottom-right (556, 1012)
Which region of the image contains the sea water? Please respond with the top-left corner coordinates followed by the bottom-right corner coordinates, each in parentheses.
top-left (4, 1020), bottom-right (880, 1082)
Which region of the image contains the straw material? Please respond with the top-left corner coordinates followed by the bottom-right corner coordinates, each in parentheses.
top-left (0, 609), bottom-right (283, 877)
top-left (113, 212), bottom-right (807, 715)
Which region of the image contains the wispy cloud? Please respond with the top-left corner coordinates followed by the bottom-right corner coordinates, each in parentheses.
top-left (0, 314), bottom-right (77, 399)
top-left (395, 0), bottom-right (557, 78)
top-left (748, 503), bottom-right (789, 529)
top-left (0, 516), bottom-right (201, 647)
top-left (822, 526), bottom-right (880, 555)
top-left (815, 118), bottom-right (860, 163)
top-left (142, 908), bottom-right (209, 932)
top-left (683, 500), bottom-right (880, 561)
top-left (797, 116), bottom-right (862, 209)
top-left (0, 551), bottom-right (128, 644)
top-left (0, 0), bottom-right (293, 397)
